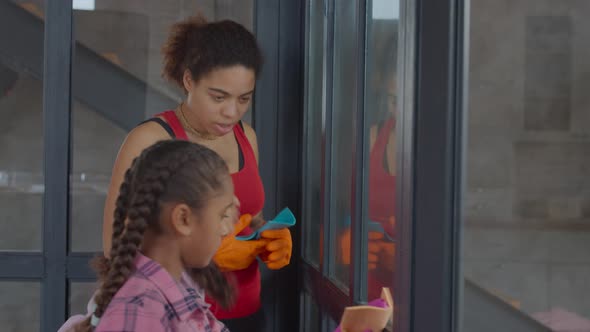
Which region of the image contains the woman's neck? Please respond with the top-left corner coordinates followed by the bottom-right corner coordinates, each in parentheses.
top-left (177, 103), bottom-right (218, 141)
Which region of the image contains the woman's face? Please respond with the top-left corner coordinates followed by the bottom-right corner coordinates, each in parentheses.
top-left (383, 78), bottom-right (397, 115)
top-left (183, 65), bottom-right (256, 137)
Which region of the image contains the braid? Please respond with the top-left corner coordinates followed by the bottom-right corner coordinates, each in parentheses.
top-left (111, 162), bottom-right (136, 245)
top-left (94, 217), bottom-right (148, 316)
top-left (77, 140), bottom-right (232, 330)
top-left (94, 161), bottom-right (175, 319)
top-left (93, 163), bottom-right (138, 281)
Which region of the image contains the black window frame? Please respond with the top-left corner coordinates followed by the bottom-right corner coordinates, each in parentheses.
top-left (299, 0), bottom-right (467, 331)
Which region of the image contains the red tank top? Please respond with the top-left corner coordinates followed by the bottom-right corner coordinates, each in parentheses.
top-left (368, 117), bottom-right (396, 238)
top-left (157, 111), bottom-right (265, 318)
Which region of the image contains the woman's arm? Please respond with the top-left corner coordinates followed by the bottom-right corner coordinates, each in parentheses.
top-left (102, 122), bottom-right (170, 257)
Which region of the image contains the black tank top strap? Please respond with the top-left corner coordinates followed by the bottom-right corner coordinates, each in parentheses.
top-left (138, 117), bottom-right (176, 138)
top-left (140, 116), bottom-right (244, 168)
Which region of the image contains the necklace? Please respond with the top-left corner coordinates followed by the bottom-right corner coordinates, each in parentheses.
top-left (177, 103), bottom-right (217, 140)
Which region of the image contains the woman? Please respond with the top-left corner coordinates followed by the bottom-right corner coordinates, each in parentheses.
top-left (102, 16), bottom-right (292, 331)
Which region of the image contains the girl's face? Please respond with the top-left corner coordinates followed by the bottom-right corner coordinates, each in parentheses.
top-left (183, 65), bottom-right (256, 137)
top-left (182, 175), bottom-right (236, 268)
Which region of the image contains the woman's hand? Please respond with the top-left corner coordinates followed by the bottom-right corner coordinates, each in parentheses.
top-left (213, 214), bottom-right (269, 272)
top-left (259, 228), bottom-right (292, 270)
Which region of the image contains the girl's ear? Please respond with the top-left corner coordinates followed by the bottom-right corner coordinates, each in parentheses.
top-left (170, 203), bottom-right (194, 236)
top-left (183, 69), bottom-right (194, 93)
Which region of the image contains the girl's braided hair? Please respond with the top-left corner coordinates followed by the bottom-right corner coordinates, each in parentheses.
top-left (76, 140), bottom-right (235, 331)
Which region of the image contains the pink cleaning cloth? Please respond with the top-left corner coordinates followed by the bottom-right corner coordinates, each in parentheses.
top-left (334, 288), bottom-right (393, 332)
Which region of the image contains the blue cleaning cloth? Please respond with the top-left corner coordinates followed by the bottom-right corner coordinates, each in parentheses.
top-left (236, 207), bottom-right (296, 241)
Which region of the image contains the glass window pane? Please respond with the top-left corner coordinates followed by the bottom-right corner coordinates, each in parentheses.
top-left (69, 281), bottom-right (97, 316)
top-left (302, 292), bottom-right (321, 332)
top-left (363, 0), bottom-right (399, 301)
top-left (70, 100), bottom-right (125, 252)
top-left (329, 1), bottom-right (358, 290)
top-left (326, 315), bottom-right (339, 332)
top-left (463, 2), bottom-right (590, 331)
top-left (0, 282), bottom-right (40, 331)
top-left (0, 1), bottom-right (44, 251)
top-left (69, 1), bottom-right (255, 252)
top-left (303, 0), bottom-right (326, 266)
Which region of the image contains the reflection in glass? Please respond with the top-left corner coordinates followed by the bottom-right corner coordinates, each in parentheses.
top-left (0, 1), bottom-right (45, 251)
top-left (0, 282), bottom-right (40, 331)
top-left (330, 1), bottom-right (357, 291)
top-left (364, 1), bottom-right (399, 301)
top-left (304, 292), bottom-right (321, 332)
top-left (303, 0), bottom-right (326, 266)
top-left (327, 315), bottom-right (339, 331)
top-left (69, 281), bottom-right (97, 316)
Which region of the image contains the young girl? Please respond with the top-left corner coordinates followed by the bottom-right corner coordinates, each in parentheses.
top-left (76, 140), bottom-right (241, 331)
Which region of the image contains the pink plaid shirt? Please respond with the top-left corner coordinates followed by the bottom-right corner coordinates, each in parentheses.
top-left (95, 254), bottom-right (228, 332)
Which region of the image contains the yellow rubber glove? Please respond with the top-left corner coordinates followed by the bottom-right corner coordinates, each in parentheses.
top-left (368, 232), bottom-right (395, 271)
top-left (259, 228), bottom-right (292, 270)
top-left (213, 214), bottom-right (270, 272)
top-left (339, 228), bottom-right (352, 265)
top-left (339, 228), bottom-right (389, 270)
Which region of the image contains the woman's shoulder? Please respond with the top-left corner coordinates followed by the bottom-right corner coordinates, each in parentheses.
top-left (134, 113), bottom-right (176, 140)
top-left (119, 118), bottom-right (174, 154)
